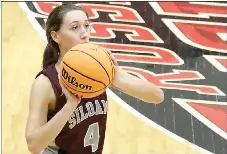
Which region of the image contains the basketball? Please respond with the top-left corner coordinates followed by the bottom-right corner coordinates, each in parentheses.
top-left (60, 43), bottom-right (115, 98)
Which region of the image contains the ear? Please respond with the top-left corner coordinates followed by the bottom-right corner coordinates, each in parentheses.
top-left (50, 31), bottom-right (60, 44)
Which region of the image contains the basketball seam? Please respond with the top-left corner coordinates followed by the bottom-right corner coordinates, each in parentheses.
top-left (61, 77), bottom-right (106, 94)
top-left (98, 46), bottom-right (115, 84)
top-left (70, 49), bottom-right (111, 85)
top-left (62, 61), bottom-right (106, 87)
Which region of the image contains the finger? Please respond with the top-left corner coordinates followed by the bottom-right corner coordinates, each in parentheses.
top-left (58, 74), bottom-right (64, 87)
top-left (59, 77), bottom-right (63, 88)
top-left (58, 74), bottom-right (61, 83)
top-left (106, 50), bottom-right (118, 66)
top-left (58, 77), bottom-right (68, 96)
top-left (75, 94), bottom-right (81, 100)
top-left (111, 56), bottom-right (118, 66)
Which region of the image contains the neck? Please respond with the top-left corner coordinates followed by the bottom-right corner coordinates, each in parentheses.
top-left (58, 56), bottom-right (63, 63)
top-left (55, 56), bottom-right (63, 73)
top-left (55, 62), bottom-right (61, 73)
top-left (56, 47), bottom-right (67, 73)
top-left (56, 50), bottom-right (65, 65)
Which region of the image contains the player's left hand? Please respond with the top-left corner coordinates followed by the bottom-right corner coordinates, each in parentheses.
top-left (106, 49), bottom-right (118, 67)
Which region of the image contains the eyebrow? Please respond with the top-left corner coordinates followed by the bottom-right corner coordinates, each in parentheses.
top-left (70, 20), bottom-right (89, 25)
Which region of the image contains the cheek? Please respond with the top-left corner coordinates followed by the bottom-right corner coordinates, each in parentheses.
top-left (60, 31), bottom-right (80, 49)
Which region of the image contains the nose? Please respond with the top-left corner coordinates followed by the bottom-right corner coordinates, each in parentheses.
top-left (80, 28), bottom-right (89, 40)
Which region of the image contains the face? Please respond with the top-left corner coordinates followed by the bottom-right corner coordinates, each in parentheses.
top-left (53, 10), bottom-right (91, 54)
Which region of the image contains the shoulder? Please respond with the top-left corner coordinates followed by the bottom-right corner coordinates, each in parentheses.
top-left (33, 74), bottom-right (52, 90)
top-left (30, 74), bottom-right (55, 103)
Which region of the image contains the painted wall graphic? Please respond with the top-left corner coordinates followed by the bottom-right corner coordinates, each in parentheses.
top-left (2, 2), bottom-right (227, 154)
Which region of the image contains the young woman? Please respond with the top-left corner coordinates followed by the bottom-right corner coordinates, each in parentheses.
top-left (25, 3), bottom-right (164, 154)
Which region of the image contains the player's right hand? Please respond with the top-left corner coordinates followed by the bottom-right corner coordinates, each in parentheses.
top-left (58, 73), bottom-right (82, 107)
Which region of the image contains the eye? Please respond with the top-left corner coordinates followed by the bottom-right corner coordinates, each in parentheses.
top-left (85, 24), bottom-right (91, 31)
top-left (72, 26), bottom-right (78, 30)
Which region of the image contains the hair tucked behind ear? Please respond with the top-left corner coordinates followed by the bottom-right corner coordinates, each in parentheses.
top-left (42, 3), bottom-right (89, 69)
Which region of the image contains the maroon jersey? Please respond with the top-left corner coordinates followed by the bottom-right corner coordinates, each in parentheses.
top-left (36, 64), bottom-right (108, 154)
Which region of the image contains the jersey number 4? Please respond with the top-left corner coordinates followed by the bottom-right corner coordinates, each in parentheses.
top-left (84, 122), bottom-right (100, 152)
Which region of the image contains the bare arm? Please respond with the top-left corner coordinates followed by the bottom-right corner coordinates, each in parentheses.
top-left (111, 67), bottom-right (164, 104)
top-left (25, 75), bottom-right (79, 154)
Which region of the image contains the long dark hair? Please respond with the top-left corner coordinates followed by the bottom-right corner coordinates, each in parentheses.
top-left (42, 3), bottom-right (89, 69)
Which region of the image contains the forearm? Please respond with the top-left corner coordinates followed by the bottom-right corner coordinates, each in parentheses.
top-left (112, 68), bottom-right (164, 104)
top-left (27, 102), bottom-right (76, 153)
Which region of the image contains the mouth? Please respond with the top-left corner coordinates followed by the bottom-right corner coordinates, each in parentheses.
top-left (82, 41), bottom-right (89, 44)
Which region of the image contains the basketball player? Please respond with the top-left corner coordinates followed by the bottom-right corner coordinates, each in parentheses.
top-left (25, 3), bottom-right (164, 154)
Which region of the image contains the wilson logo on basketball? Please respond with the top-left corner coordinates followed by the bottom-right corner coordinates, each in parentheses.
top-left (62, 68), bottom-right (93, 91)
